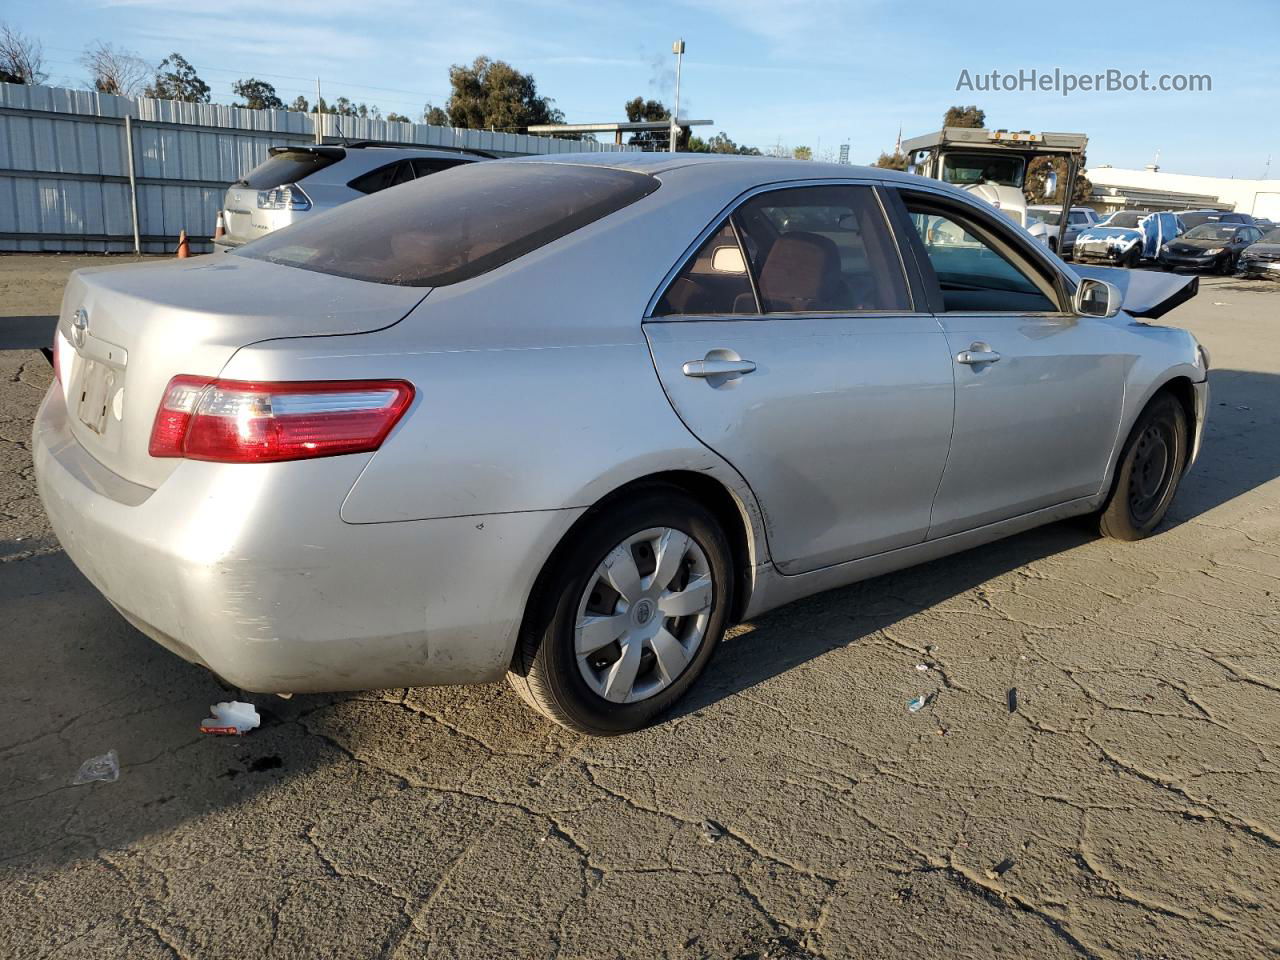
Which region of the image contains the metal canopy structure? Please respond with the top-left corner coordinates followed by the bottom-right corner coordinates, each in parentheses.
top-left (527, 119), bottom-right (714, 145)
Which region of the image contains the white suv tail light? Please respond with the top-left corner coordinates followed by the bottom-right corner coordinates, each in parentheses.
top-left (149, 377), bottom-right (414, 463)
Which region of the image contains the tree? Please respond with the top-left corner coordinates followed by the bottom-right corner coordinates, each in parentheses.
top-left (232, 77), bottom-right (284, 111)
top-left (1024, 155), bottom-right (1093, 206)
top-left (80, 41), bottom-right (147, 97)
top-left (873, 151), bottom-right (908, 171)
top-left (145, 53), bottom-right (210, 103)
top-left (623, 96), bottom-right (691, 151)
top-left (440, 56), bottom-right (563, 131)
top-left (386, 112), bottom-right (411, 123)
top-left (0, 22), bottom-right (46, 84)
top-left (943, 104), bottom-right (985, 128)
top-left (288, 95), bottom-right (310, 113)
top-left (423, 103), bottom-right (450, 126)
top-left (688, 131), bottom-right (760, 155)
top-left (793, 145), bottom-right (813, 161)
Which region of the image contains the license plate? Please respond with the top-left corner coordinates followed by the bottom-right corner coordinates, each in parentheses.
top-left (76, 360), bottom-right (117, 435)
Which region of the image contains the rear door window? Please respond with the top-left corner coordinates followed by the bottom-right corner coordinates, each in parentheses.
top-left (734, 185), bottom-right (911, 313)
top-left (653, 222), bottom-right (756, 316)
top-left (238, 149), bottom-right (343, 189)
top-left (236, 162), bottom-right (659, 287)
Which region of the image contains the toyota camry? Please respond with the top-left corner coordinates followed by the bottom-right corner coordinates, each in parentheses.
top-left (34, 154), bottom-right (1209, 735)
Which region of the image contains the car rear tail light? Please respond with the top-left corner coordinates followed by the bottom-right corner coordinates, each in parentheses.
top-left (256, 183), bottom-right (312, 211)
top-left (149, 377), bottom-right (413, 463)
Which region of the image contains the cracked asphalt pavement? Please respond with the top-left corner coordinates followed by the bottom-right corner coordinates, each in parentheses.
top-left (2, 255), bottom-right (1278, 959)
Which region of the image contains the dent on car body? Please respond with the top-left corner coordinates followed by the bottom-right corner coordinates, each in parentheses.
top-left (1072, 264), bottom-right (1199, 319)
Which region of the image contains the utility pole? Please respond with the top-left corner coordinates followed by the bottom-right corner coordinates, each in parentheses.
top-left (315, 78), bottom-right (322, 144)
top-left (669, 39), bottom-right (685, 153)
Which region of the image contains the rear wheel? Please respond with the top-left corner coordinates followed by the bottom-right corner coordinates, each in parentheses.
top-left (508, 488), bottom-right (733, 735)
top-left (1097, 393), bottom-right (1188, 540)
top-left (1124, 246), bottom-right (1142, 269)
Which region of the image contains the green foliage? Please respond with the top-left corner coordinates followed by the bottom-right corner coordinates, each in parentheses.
top-left (385, 112), bottom-right (411, 124)
top-left (232, 77), bottom-right (284, 111)
top-left (873, 151), bottom-right (909, 171)
top-left (623, 96), bottom-right (691, 151)
top-left (422, 104), bottom-right (450, 126)
top-left (439, 56), bottom-right (564, 131)
top-left (288, 95), bottom-right (310, 113)
top-left (1024, 155), bottom-right (1093, 205)
top-left (145, 53), bottom-right (210, 103)
top-left (792, 145), bottom-right (812, 161)
top-left (687, 131), bottom-right (760, 155)
top-left (943, 104), bottom-right (985, 128)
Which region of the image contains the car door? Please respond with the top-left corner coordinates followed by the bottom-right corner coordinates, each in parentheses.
top-left (888, 187), bottom-right (1127, 539)
top-left (643, 183), bottom-right (956, 574)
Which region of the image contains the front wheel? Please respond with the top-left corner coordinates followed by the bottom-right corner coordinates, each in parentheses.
top-left (1124, 246), bottom-right (1142, 269)
top-left (1097, 393), bottom-right (1188, 540)
top-left (508, 487), bottom-right (733, 735)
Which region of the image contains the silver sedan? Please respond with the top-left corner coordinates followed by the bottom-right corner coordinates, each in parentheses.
top-left (34, 154), bottom-right (1209, 735)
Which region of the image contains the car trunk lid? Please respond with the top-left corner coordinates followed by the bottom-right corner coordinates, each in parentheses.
top-left (55, 255), bottom-right (427, 489)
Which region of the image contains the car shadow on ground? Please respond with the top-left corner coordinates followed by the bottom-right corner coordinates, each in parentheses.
top-left (670, 366), bottom-right (1279, 719)
top-left (2, 369), bottom-right (1274, 873)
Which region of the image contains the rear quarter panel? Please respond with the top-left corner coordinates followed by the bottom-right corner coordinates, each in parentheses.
top-left (217, 169), bottom-right (769, 539)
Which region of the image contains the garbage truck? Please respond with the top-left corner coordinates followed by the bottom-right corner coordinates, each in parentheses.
top-left (900, 127), bottom-right (1089, 238)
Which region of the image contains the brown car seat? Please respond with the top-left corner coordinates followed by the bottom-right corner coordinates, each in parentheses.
top-left (757, 232), bottom-right (851, 312)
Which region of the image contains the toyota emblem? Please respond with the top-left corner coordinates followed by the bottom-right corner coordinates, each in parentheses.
top-left (71, 307), bottom-right (89, 348)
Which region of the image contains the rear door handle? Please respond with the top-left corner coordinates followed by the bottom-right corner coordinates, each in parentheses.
top-left (682, 358), bottom-right (757, 378)
top-left (956, 342), bottom-right (1001, 365)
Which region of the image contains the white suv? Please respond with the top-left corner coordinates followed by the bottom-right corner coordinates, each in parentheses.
top-left (215, 142), bottom-right (490, 248)
top-left (1027, 205), bottom-right (1101, 258)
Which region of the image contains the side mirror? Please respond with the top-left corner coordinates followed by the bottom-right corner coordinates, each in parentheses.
top-left (1043, 171), bottom-right (1058, 199)
top-left (1074, 278), bottom-right (1121, 318)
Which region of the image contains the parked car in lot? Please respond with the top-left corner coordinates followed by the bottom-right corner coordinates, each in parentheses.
top-left (214, 142), bottom-right (490, 248)
top-left (1178, 209), bottom-right (1255, 230)
top-left (1026, 204), bottom-right (1100, 257)
top-left (1237, 227), bottom-right (1280, 278)
top-left (1073, 210), bottom-right (1184, 267)
top-left (34, 155), bottom-right (1209, 735)
top-left (1158, 222), bottom-right (1265, 273)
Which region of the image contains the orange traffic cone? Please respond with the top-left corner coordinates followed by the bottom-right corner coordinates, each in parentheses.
top-left (213, 211), bottom-right (226, 241)
top-left (176, 229), bottom-right (190, 259)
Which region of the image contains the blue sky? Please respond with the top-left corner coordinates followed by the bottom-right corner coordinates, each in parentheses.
top-left (9, 0), bottom-right (1278, 178)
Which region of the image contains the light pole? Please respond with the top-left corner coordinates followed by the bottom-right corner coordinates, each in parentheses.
top-left (669, 39), bottom-right (685, 153)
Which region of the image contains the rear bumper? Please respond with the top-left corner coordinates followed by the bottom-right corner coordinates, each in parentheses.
top-left (33, 385), bottom-right (581, 693)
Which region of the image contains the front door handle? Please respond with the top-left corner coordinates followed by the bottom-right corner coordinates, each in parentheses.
top-left (682, 356), bottom-right (757, 379)
top-left (956, 342), bottom-right (1001, 365)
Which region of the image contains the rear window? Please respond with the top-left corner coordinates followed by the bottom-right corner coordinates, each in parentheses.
top-left (234, 162), bottom-right (658, 287)
top-left (238, 149), bottom-right (344, 189)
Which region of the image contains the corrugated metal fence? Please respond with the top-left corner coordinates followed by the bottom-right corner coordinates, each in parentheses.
top-left (0, 81), bottom-right (636, 254)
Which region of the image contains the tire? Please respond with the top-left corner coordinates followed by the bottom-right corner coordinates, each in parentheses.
top-left (1097, 393), bottom-right (1188, 540)
top-left (507, 487), bottom-right (734, 735)
top-left (1124, 246), bottom-right (1142, 269)
top-left (1217, 253), bottom-right (1234, 275)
